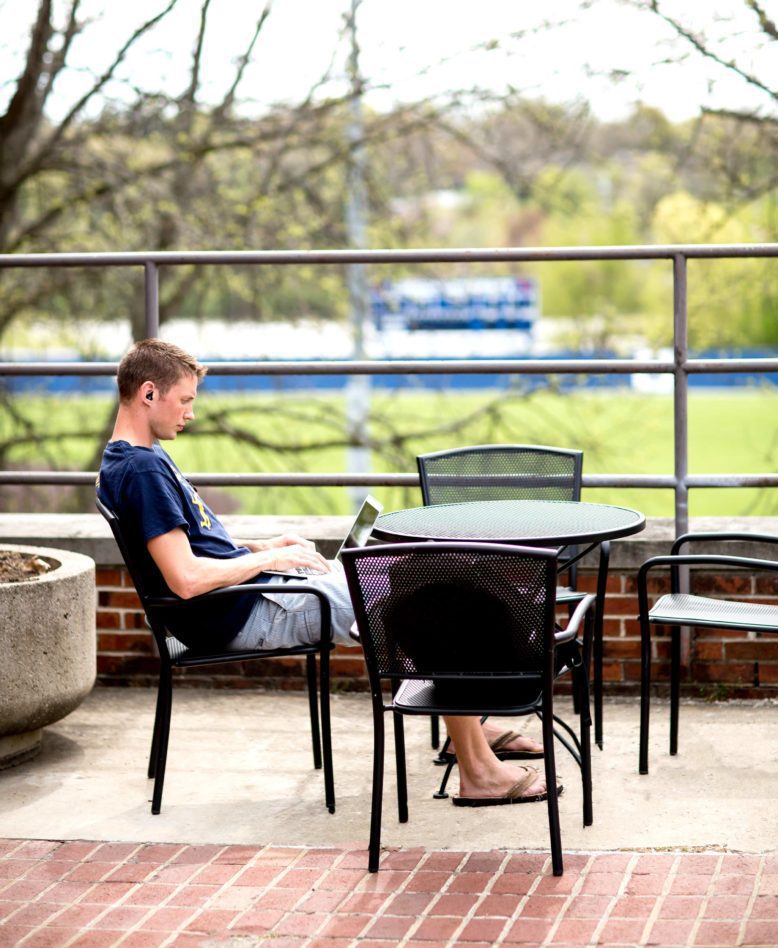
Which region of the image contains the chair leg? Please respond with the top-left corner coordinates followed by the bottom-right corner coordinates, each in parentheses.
top-left (432, 760), bottom-right (456, 799)
top-left (368, 705), bottom-right (386, 873)
top-left (430, 714), bottom-right (440, 749)
top-left (305, 654), bottom-right (323, 771)
top-left (639, 613), bottom-right (652, 776)
top-left (151, 668), bottom-right (173, 815)
top-left (593, 540), bottom-right (610, 750)
top-left (318, 648), bottom-right (335, 814)
top-left (570, 596), bottom-right (581, 716)
top-left (433, 733), bottom-right (452, 766)
top-left (148, 678), bottom-right (165, 779)
top-left (670, 626), bottom-right (681, 756)
top-left (393, 713), bottom-right (408, 824)
top-left (541, 701), bottom-right (563, 876)
top-left (577, 625), bottom-right (594, 827)
top-left (581, 718), bottom-right (593, 828)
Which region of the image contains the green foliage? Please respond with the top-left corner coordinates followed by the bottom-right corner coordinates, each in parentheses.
top-left (651, 192), bottom-right (778, 348)
top-left (3, 387), bottom-right (776, 518)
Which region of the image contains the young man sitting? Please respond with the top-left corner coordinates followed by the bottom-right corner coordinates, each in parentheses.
top-left (97, 338), bottom-right (552, 806)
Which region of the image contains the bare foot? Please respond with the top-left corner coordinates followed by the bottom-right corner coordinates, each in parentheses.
top-left (483, 723), bottom-right (543, 756)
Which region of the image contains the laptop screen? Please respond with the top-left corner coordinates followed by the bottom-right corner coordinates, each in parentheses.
top-left (335, 494), bottom-right (383, 561)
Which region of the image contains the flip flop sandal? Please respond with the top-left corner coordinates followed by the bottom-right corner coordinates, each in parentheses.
top-left (435, 729), bottom-right (544, 768)
top-left (452, 766), bottom-right (563, 807)
top-left (488, 729), bottom-right (544, 760)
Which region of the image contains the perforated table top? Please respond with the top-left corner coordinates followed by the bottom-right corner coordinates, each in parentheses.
top-left (373, 499), bottom-right (645, 547)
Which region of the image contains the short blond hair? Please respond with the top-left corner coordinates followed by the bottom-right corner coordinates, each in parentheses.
top-left (117, 339), bottom-right (207, 402)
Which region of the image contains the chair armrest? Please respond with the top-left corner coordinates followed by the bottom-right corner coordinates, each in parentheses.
top-left (555, 593), bottom-right (596, 645)
top-left (638, 552), bottom-right (778, 583)
top-left (147, 581), bottom-right (326, 607)
top-left (636, 551), bottom-right (778, 618)
top-left (146, 583), bottom-right (334, 641)
top-left (671, 531), bottom-right (778, 556)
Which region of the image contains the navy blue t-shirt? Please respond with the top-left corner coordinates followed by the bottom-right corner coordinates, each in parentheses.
top-left (97, 441), bottom-right (258, 648)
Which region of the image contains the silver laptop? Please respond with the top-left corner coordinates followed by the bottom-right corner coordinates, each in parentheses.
top-left (263, 494), bottom-right (383, 576)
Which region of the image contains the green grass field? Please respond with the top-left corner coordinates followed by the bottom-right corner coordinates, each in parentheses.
top-left (3, 385), bottom-right (777, 518)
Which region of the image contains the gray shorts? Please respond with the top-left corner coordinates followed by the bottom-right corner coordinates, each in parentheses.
top-left (229, 566), bottom-right (358, 651)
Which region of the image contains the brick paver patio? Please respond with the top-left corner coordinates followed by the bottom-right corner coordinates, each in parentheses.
top-left (1, 839), bottom-right (776, 947)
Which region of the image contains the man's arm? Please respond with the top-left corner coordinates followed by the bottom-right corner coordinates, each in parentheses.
top-left (148, 527), bottom-right (330, 599)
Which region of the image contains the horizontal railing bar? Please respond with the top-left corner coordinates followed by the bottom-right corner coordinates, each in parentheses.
top-left (0, 362), bottom-right (117, 375)
top-left (684, 359), bottom-right (778, 373)
top-left (0, 359), bottom-right (675, 376)
top-left (3, 471), bottom-right (776, 489)
top-left (7, 358), bottom-right (778, 377)
top-left (584, 475), bottom-right (677, 488)
top-left (685, 474), bottom-right (778, 488)
top-left (1, 244), bottom-right (777, 268)
top-left (0, 472), bottom-right (419, 487)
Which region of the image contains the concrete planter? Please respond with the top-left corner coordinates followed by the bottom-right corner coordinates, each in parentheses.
top-left (0, 544), bottom-right (96, 768)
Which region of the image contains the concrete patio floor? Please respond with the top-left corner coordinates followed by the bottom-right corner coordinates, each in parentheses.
top-left (1, 687), bottom-right (777, 947)
top-left (2, 688), bottom-right (777, 853)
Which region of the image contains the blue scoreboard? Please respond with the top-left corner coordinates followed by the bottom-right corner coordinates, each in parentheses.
top-left (371, 276), bottom-right (539, 331)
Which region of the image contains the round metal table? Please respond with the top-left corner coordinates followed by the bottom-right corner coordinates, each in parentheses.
top-left (373, 498), bottom-right (645, 547)
top-left (372, 498), bottom-right (646, 749)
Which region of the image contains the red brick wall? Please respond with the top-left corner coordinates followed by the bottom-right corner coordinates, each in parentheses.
top-left (96, 566), bottom-right (778, 698)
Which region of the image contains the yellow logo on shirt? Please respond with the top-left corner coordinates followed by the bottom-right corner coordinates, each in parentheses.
top-left (188, 486), bottom-right (211, 529)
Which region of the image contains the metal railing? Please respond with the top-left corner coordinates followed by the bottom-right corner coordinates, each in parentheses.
top-left (1, 243), bottom-right (778, 536)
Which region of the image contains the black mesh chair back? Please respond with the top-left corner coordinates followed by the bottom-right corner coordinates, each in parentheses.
top-left (417, 444), bottom-right (583, 506)
top-left (349, 543), bottom-right (555, 693)
top-left (96, 495), bottom-right (335, 815)
top-left (342, 541), bottom-right (596, 876)
top-left (416, 444), bottom-right (599, 749)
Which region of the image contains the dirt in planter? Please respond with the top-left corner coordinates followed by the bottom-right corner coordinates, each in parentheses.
top-left (0, 551), bottom-right (53, 583)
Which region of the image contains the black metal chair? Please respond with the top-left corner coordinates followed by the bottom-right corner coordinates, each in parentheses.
top-left (342, 540), bottom-right (596, 876)
top-left (417, 444), bottom-right (611, 749)
top-left (637, 531), bottom-right (778, 775)
top-left (96, 496), bottom-right (335, 815)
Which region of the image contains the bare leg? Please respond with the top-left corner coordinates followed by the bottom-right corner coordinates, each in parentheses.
top-left (444, 716), bottom-right (547, 799)
top-left (448, 719), bottom-right (543, 756)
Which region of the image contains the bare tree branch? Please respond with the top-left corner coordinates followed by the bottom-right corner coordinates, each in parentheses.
top-left (12, 0), bottom-right (181, 192)
top-left (38, 0), bottom-right (82, 105)
top-left (183, 0), bottom-right (212, 105)
top-left (211, 1), bottom-right (273, 120)
top-left (746, 0), bottom-right (778, 41)
top-left (646, 0), bottom-right (777, 104)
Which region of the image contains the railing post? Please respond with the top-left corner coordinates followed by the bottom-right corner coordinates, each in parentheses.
top-left (144, 262), bottom-right (160, 338)
top-left (673, 253), bottom-right (691, 675)
top-left (672, 253), bottom-right (689, 540)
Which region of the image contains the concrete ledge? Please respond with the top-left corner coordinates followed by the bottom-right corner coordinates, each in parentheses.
top-left (0, 513), bottom-right (352, 564)
top-left (1, 513), bottom-right (777, 569)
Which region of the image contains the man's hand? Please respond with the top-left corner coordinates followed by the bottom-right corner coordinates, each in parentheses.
top-left (264, 542), bottom-right (331, 574)
top-left (265, 533), bottom-right (316, 551)
top-left (237, 534), bottom-right (331, 573)
top-left (241, 534), bottom-right (316, 553)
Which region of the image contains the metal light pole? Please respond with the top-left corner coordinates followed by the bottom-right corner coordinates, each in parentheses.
top-left (344, 0), bottom-right (371, 511)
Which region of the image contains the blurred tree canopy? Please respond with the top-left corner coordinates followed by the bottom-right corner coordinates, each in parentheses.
top-left (0, 0), bottom-right (776, 516)
top-left (0, 0), bottom-right (775, 351)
